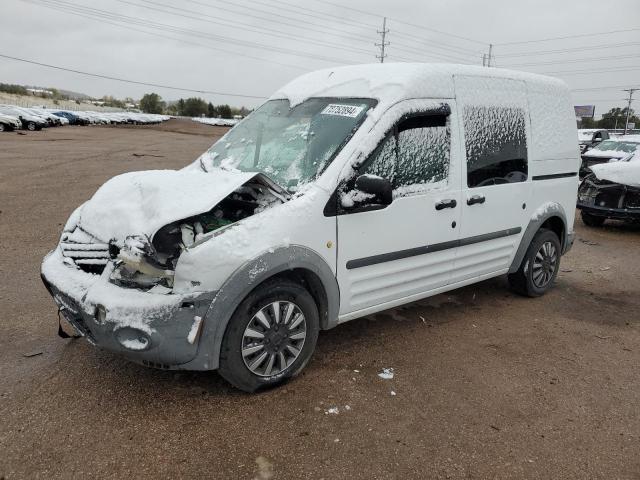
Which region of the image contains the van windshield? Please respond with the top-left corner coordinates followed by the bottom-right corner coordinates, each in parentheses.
top-left (199, 98), bottom-right (376, 190)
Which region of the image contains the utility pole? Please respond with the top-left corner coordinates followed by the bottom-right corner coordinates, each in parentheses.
top-left (623, 88), bottom-right (637, 135)
top-left (482, 53), bottom-right (487, 66)
top-left (487, 44), bottom-right (494, 67)
top-left (375, 17), bottom-right (389, 63)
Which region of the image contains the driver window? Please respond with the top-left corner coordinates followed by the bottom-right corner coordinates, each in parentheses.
top-left (463, 105), bottom-right (528, 188)
top-left (360, 113), bottom-right (450, 194)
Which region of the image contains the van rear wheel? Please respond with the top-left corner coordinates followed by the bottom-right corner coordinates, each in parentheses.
top-left (508, 229), bottom-right (561, 297)
top-left (218, 279), bottom-right (319, 393)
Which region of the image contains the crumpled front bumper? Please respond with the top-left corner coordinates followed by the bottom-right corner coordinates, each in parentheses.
top-left (41, 248), bottom-right (215, 369)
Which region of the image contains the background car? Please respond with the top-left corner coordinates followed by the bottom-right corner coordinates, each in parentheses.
top-left (578, 128), bottom-right (610, 153)
top-left (0, 112), bottom-right (21, 132)
top-left (579, 136), bottom-right (640, 178)
top-left (577, 160), bottom-right (640, 226)
top-left (0, 106), bottom-right (47, 131)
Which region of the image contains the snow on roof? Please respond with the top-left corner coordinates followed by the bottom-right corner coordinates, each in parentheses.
top-left (270, 63), bottom-right (569, 108)
top-left (591, 161), bottom-right (640, 187)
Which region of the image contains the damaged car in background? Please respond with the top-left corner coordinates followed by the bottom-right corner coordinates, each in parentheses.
top-left (577, 159), bottom-right (640, 227)
top-left (579, 136), bottom-right (640, 178)
top-left (42, 64), bottom-right (579, 392)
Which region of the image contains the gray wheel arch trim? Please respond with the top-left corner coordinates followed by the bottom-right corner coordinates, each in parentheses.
top-left (180, 245), bottom-right (339, 371)
top-left (508, 203), bottom-right (569, 274)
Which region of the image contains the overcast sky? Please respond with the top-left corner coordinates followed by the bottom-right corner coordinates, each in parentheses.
top-left (1, 0), bottom-right (638, 117)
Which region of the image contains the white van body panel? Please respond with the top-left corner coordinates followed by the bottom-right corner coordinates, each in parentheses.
top-left (336, 99), bottom-right (462, 314)
top-left (41, 63), bottom-right (580, 373)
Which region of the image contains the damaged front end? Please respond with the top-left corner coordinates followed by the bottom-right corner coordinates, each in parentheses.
top-left (41, 171), bottom-right (288, 369)
top-left (107, 176), bottom-right (287, 291)
top-left (577, 173), bottom-right (640, 221)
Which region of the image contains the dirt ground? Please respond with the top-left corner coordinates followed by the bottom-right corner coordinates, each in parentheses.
top-left (1, 119), bottom-right (639, 480)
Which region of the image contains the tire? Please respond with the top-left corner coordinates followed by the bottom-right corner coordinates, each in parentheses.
top-left (581, 211), bottom-right (605, 228)
top-left (508, 229), bottom-right (561, 297)
top-left (0, 123), bottom-right (5, 132)
top-left (26, 121), bottom-right (36, 131)
top-left (218, 279), bottom-right (320, 392)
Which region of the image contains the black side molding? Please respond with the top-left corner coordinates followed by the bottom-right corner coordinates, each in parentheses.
top-left (346, 227), bottom-right (522, 270)
top-left (532, 172), bottom-right (577, 181)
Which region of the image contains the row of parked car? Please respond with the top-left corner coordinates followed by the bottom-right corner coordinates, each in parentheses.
top-left (576, 129), bottom-right (640, 227)
top-left (0, 105), bottom-right (169, 132)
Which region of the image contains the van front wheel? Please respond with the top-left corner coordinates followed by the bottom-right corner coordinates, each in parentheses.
top-left (508, 229), bottom-right (561, 297)
top-left (218, 279), bottom-right (319, 392)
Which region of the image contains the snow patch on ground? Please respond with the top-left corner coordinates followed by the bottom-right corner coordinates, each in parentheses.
top-left (378, 368), bottom-right (394, 379)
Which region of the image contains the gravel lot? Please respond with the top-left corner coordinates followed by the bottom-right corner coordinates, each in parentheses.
top-left (1, 119), bottom-right (639, 479)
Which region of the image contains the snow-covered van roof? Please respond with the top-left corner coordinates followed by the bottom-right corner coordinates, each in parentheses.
top-left (270, 63), bottom-right (569, 108)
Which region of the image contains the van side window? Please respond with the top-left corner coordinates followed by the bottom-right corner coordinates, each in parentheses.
top-left (361, 114), bottom-right (450, 194)
top-left (463, 106), bottom-right (527, 188)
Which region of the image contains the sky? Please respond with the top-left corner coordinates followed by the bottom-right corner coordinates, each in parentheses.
top-left (0, 0), bottom-right (639, 117)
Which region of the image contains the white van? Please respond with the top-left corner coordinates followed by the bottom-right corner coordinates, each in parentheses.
top-left (41, 64), bottom-right (579, 392)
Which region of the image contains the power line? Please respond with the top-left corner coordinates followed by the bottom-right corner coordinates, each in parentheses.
top-left (113, 0), bottom-right (375, 57)
top-left (260, 0), bottom-right (484, 56)
top-left (313, 0), bottom-right (487, 46)
top-left (181, 0), bottom-right (377, 46)
top-left (543, 66), bottom-right (640, 76)
top-left (497, 41), bottom-right (640, 58)
top-left (503, 53), bottom-right (640, 68)
top-left (26, 0), bottom-right (361, 65)
top-left (0, 52), bottom-right (268, 98)
top-left (496, 27), bottom-right (640, 46)
top-left (572, 85), bottom-right (640, 92)
top-left (20, 0), bottom-right (308, 71)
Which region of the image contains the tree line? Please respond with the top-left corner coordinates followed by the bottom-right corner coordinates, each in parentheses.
top-left (580, 107), bottom-right (639, 130)
top-left (139, 92), bottom-right (249, 118)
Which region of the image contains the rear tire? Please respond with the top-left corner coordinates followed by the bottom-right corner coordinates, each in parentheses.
top-left (581, 211), bottom-right (605, 227)
top-left (508, 229), bottom-right (561, 297)
top-left (218, 279), bottom-right (319, 393)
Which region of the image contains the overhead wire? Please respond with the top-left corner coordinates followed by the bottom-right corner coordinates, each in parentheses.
top-left (112, 0), bottom-right (375, 57)
top-left (25, 0), bottom-right (362, 65)
top-left (0, 52), bottom-right (268, 98)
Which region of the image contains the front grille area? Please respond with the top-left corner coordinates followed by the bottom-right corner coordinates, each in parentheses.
top-left (626, 190), bottom-right (640, 209)
top-left (60, 227), bottom-right (110, 274)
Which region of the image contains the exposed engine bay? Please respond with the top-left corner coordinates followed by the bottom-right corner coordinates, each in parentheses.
top-left (109, 177), bottom-right (287, 290)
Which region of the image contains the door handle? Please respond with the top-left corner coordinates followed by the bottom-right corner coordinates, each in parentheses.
top-left (467, 195), bottom-right (486, 206)
top-left (435, 199), bottom-right (457, 210)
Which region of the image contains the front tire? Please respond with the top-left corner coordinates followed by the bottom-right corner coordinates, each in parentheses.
top-left (218, 279), bottom-right (319, 392)
top-left (26, 121), bottom-right (36, 131)
top-left (508, 229), bottom-right (561, 297)
top-left (581, 211), bottom-right (605, 227)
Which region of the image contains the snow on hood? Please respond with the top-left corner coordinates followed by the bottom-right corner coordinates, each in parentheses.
top-left (77, 169), bottom-right (261, 242)
top-left (591, 162), bottom-right (640, 188)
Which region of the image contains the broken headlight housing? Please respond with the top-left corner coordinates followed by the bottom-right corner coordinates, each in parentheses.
top-left (109, 178), bottom-right (286, 290)
top-left (110, 235), bottom-right (175, 290)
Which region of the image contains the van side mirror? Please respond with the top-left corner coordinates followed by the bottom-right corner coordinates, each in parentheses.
top-left (354, 174), bottom-right (393, 205)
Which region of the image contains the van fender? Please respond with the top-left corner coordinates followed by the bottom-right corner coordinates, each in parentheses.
top-left (181, 245), bottom-right (339, 371)
top-left (508, 203), bottom-right (568, 274)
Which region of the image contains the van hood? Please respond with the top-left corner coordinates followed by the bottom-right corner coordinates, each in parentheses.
top-left (76, 168), bottom-right (283, 242)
